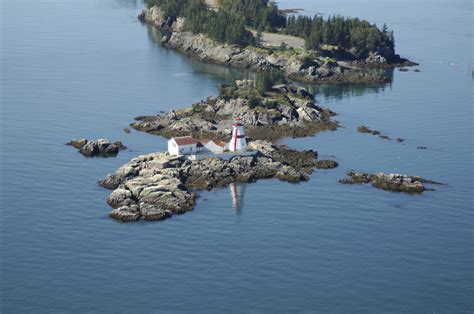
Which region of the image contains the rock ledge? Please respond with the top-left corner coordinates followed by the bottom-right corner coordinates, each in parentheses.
top-left (339, 170), bottom-right (444, 193)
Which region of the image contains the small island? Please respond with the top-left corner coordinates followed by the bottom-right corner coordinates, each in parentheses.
top-left (131, 78), bottom-right (337, 142)
top-left (139, 0), bottom-right (416, 84)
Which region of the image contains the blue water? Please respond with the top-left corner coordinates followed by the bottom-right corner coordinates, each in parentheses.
top-left (1, 0), bottom-right (472, 312)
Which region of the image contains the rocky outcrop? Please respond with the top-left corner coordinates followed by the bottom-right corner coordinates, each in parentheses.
top-left (138, 6), bottom-right (414, 84)
top-left (248, 140), bottom-right (319, 173)
top-left (67, 139), bottom-right (127, 157)
top-left (99, 143), bottom-right (323, 222)
top-left (315, 160), bottom-right (339, 169)
top-left (131, 81), bottom-right (338, 142)
top-left (339, 170), bottom-right (444, 193)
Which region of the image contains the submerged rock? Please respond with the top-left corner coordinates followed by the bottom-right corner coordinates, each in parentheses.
top-left (339, 170), bottom-right (444, 193)
top-left (357, 125), bottom-right (400, 142)
top-left (67, 138), bottom-right (127, 157)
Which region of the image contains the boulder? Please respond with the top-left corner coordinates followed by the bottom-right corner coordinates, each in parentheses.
top-left (109, 205), bottom-right (141, 222)
top-left (365, 52), bottom-right (387, 65)
top-left (107, 188), bottom-right (135, 208)
top-left (68, 138), bottom-right (127, 157)
top-left (139, 203), bottom-right (173, 221)
top-left (315, 160), bottom-right (339, 169)
top-left (248, 140), bottom-right (275, 155)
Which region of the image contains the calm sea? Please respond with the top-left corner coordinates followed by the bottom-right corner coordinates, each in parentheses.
top-left (1, 0), bottom-right (472, 312)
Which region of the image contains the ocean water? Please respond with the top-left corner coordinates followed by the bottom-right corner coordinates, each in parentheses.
top-left (1, 0), bottom-right (472, 313)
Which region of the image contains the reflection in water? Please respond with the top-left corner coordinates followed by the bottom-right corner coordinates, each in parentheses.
top-left (302, 70), bottom-right (394, 100)
top-left (229, 183), bottom-right (246, 215)
top-left (145, 24), bottom-right (254, 84)
top-left (145, 21), bottom-right (393, 100)
top-left (114, 0), bottom-right (144, 9)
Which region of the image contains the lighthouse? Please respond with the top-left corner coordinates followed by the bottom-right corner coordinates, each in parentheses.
top-left (229, 117), bottom-right (247, 152)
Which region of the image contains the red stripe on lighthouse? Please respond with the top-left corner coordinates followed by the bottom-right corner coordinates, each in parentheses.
top-left (233, 128), bottom-right (238, 151)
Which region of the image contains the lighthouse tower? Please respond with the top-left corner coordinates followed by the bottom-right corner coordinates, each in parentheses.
top-left (229, 117), bottom-right (247, 152)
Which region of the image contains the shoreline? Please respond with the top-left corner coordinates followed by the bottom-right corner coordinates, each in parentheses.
top-left (139, 6), bottom-right (417, 85)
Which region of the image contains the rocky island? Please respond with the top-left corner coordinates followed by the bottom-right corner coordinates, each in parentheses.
top-left (139, 0), bottom-right (416, 84)
top-left (131, 79), bottom-right (337, 142)
top-left (100, 141), bottom-right (330, 221)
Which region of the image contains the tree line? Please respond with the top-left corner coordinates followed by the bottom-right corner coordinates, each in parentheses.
top-left (284, 14), bottom-right (395, 57)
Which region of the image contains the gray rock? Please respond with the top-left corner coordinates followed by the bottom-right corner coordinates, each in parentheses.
top-left (68, 138), bottom-right (127, 157)
top-left (139, 203), bottom-right (173, 221)
top-left (109, 205), bottom-right (141, 222)
top-left (67, 138), bottom-right (88, 149)
top-left (315, 160), bottom-right (339, 169)
top-left (107, 188), bottom-right (135, 208)
top-left (365, 52), bottom-right (387, 65)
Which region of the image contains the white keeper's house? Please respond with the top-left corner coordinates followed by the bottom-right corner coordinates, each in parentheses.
top-left (168, 136), bottom-right (229, 156)
top-left (168, 136), bottom-right (198, 155)
top-left (199, 138), bottom-right (228, 154)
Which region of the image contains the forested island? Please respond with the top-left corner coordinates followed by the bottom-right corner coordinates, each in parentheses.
top-left (140, 0), bottom-right (415, 83)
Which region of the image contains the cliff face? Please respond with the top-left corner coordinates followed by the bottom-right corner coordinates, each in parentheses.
top-left (138, 6), bottom-right (405, 84)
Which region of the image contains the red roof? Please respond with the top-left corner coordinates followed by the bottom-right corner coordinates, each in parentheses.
top-left (199, 138), bottom-right (228, 148)
top-left (213, 139), bottom-right (228, 147)
top-left (173, 136), bottom-right (198, 146)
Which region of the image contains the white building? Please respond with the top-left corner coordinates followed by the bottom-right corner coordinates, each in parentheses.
top-left (200, 139), bottom-right (228, 154)
top-left (168, 117), bottom-right (247, 156)
top-left (229, 117), bottom-right (247, 152)
top-left (168, 136), bottom-right (198, 156)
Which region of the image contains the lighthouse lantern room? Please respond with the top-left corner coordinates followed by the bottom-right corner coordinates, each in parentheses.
top-left (229, 117), bottom-right (247, 152)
